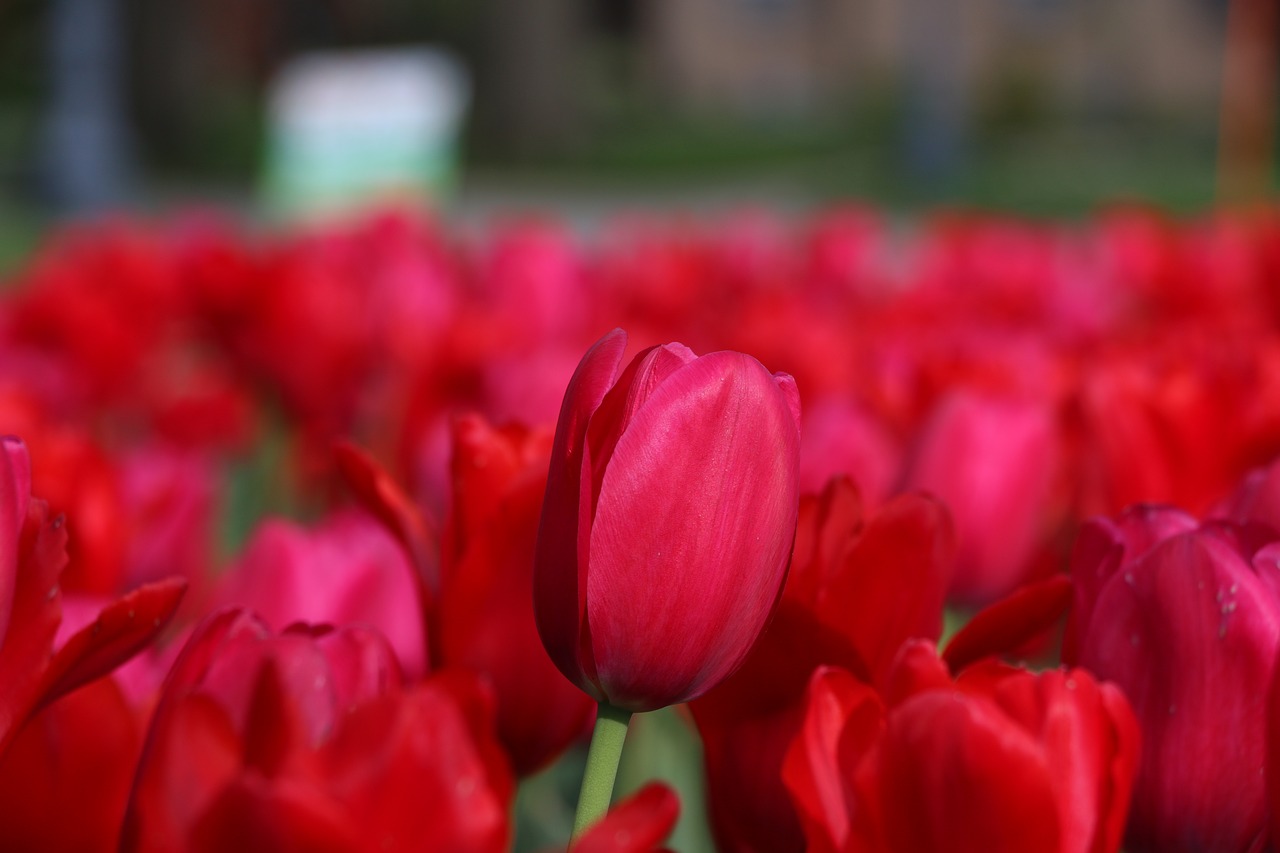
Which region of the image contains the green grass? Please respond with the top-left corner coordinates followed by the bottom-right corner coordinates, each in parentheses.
top-left (469, 108), bottom-right (1228, 217)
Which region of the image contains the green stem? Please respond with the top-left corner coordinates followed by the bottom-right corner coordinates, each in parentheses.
top-left (570, 702), bottom-right (634, 842)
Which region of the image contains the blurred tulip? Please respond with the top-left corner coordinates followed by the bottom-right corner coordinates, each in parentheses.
top-left (690, 477), bottom-right (953, 853)
top-left (535, 329), bottom-right (801, 711)
top-left (123, 608), bottom-right (513, 853)
top-left (572, 783), bottom-right (681, 853)
top-left (438, 414), bottom-right (595, 775)
top-left (783, 650), bottom-right (1139, 853)
top-left (0, 436), bottom-right (186, 757)
top-left (902, 388), bottom-right (1065, 604)
top-left (218, 510), bottom-right (428, 679)
top-left (1071, 510), bottom-right (1280, 851)
top-left (0, 677), bottom-right (142, 852)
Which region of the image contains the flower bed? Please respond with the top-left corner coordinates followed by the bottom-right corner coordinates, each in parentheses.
top-left (2, 204), bottom-right (1279, 851)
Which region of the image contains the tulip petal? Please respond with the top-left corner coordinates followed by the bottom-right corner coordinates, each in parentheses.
top-left (333, 441), bottom-right (438, 596)
top-left (35, 577), bottom-right (187, 713)
top-left (575, 783), bottom-right (681, 853)
top-left (820, 492), bottom-right (954, 687)
top-left (0, 436), bottom-right (31, 642)
top-left (586, 351), bottom-right (800, 708)
top-left (788, 476), bottom-right (864, 608)
top-left (535, 329), bottom-right (627, 691)
top-left (942, 574), bottom-right (1072, 674)
top-left (781, 666), bottom-right (884, 853)
top-left (1080, 530), bottom-right (1279, 852)
top-left (0, 496), bottom-right (67, 753)
top-left (850, 690), bottom-right (1062, 853)
top-left (993, 669), bottom-right (1141, 853)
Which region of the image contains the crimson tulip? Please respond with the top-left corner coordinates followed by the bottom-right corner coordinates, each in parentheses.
top-left (1071, 510), bottom-right (1280, 851)
top-left (123, 608), bottom-right (513, 853)
top-left (0, 436), bottom-right (186, 757)
top-left (438, 414), bottom-right (595, 774)
top-left (783, 648), bottom-right (1140, 853)
top-left (572, 783), bottom-right (681, 853)
top-left (534, 328), bottom-right (801, 711)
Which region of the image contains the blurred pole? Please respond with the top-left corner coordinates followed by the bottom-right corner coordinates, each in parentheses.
top-left (39, 0), bottom-right (135, 214)
top-left (902, 0), bottom-right (969, 188)
top-left (1217, 0), bottom-right (1278, 204)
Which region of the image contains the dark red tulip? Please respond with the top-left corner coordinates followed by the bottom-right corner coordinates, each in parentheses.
top-left (1072, 509), bottom-right (1280, 851)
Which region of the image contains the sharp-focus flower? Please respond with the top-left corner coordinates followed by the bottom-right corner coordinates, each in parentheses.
top-left (122, 608), bottom-right (513, 853)
top-left (535, 328), bottom-right (802, 711)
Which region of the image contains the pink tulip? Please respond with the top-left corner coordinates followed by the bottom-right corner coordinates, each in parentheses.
top-left (218, 510), bottom-right (428, 679)
top-left (534, 329), bottom-right (802, 711)
top-left (903, 389), bottom-right (1065, 604)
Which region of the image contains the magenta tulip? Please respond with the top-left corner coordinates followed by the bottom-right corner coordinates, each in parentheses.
top-left (535, 329), bottom-right (802, 712)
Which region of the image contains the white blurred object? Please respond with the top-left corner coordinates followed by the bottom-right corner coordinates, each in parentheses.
top-left (262, 47), bottom-right (470, 219)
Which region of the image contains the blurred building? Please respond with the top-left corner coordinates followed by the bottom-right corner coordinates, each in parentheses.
top-left (638, 0), bottom-right (1224, 118)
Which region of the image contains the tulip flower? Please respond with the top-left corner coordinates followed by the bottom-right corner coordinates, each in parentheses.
top-left (438, 414), bottom-right (596, 775)
top-left (217, 509), bottom-right (428, 679)
top-left (535, 328), bottom-right (801, 835)
top-left (901, 388), bottom-right (1065, 604)
top-left (1070, 508), bottom-right (1280, 851)
top-left (534, 328), bottom-right (801, 712)
top-left (0, 436), bottom-right (186, 757)
top-left (782, 648), bottom-right (1140, 853)
top-left (691, 477), bottom-right (953, 853)
top-left (123, 608), bottom-right (514, 853)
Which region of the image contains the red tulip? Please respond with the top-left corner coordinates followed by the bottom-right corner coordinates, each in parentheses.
top-left (438, 414), bottom-right (595, 775)
top-left (534, 329), bottom-right (801, 711)
top-left (0, 677), bottom-right (143, 852)
top-left (690, 477), bottom-right (953, 853)
top-left (123, 608), bottom-right (513, 853)
top-left (783, 650), bottom-right (1140, 853)
top-left (0, 436), bottom-right (186, 757)
top-left (572, 783), bottom-right (681, 853)
top-left (1072, 513), bottom-right (1280, 851)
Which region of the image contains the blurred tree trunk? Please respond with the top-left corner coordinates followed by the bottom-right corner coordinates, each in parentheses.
top-left (482, 0), bottom-right (582, 154)
top-left (1217, 0), bottom-right (1278, 203)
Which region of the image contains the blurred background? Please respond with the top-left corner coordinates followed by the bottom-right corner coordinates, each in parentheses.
top-left (0, 0), bottom-right (1271, 256)
top-left (0, 4), bottom-right (1276, 851)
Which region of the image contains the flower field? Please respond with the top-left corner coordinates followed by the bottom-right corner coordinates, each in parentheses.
top-left (3, 203), bottom-right (1280, 851)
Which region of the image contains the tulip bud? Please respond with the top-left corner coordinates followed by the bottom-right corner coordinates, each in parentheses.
top-left (534, 329), bottom-right (802, 712)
